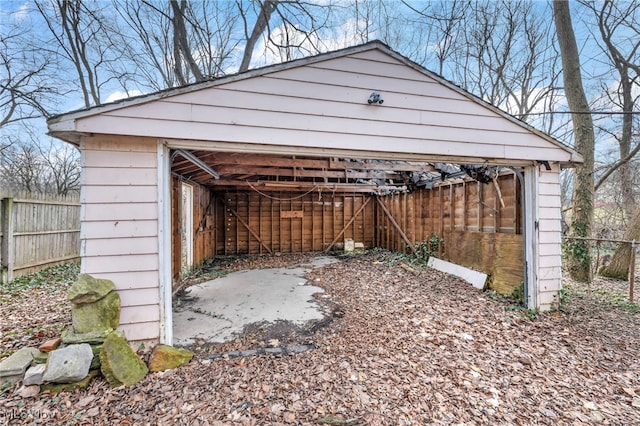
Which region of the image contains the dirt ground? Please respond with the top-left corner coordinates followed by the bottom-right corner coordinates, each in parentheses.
top-left (1, 251), bottom-right (640, 425)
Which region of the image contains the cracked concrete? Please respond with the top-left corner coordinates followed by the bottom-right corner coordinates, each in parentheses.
top-left (172, 256), bottom-right (340, 346)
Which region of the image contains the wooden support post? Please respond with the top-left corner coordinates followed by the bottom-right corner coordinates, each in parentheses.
top-left (493, 176), bottom-right (504, 233)
top-left (462, 181), bottom-right (467, 231)
top-left (311, 196), bottom-right (315, 251)
top-left (235, 193), bottom-right (239, 253)
top-left (325, 197), bottom-right (371, 252)
top-left (375, 196), bottom-right (418, 257)
top-left (319, 196), bottom-right (327, 250)
top-left (221, 198), bottom-right (272, 254)
top-left (278, 192), bottom-right (283, 252)
top-left (630, 240), bottom-right (636, 302)
top-left (270, 197), bottom-right (275, 253)
top-left (418, 190), bottom-right (423, 239)
top-left (449, 183), bottom-right (456, 231)
top-left (1, 197), bottom-right (14, 283)
top-left (332, 195), bottom-right (336, 249)
top-left (290, 197), bottom-right (294, 252)
top-left (385, 199), bottom-right (390, 248)
top-left (478, 182), bottom-right (484, 232)
top-left (438, 186), bottom-right (444, 257)
top-left (258, 195), bottom-right (263, 255)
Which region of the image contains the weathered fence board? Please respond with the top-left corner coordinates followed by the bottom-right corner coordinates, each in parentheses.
top-left (0, 191), bottom-right (80, 282)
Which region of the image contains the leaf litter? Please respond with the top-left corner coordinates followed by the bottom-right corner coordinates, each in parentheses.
top-left (1, 252), bottom-right (639, 424)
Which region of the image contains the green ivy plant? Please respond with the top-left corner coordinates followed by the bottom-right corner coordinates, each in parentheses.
top-left (413, 234), bottom-right (445, 263)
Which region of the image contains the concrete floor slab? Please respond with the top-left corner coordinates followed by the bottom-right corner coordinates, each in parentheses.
top-left (173, 256), bottom-right (340, 346)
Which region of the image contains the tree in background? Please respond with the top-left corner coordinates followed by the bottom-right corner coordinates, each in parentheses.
top-left (1, 9), bottom-right (80, 196)
top-left (1, 21), bottom-right (57, 127)
top-left (579, 0), bottom-right (640, 280)
top-left (553, 0), bottom-right (596, 282)
top-left (34, 0), bottom-right (126, 108)
top-left (1, 0), bottom-right (638, 257)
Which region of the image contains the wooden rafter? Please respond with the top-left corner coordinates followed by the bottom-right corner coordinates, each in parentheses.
top-left (209, 180), bottom-right (383, 193)
top-left (195, 152), bottom-right (436, 172)
top-left (171, 150), bottom-right (438, 193)
top-left (214, 165), bottom-right (401, 180)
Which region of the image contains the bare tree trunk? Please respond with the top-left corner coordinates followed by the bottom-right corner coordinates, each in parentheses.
top-left (593, 0), bottom-right (638, 221)
top-left (239, 0), bottom-right (278, 72)
top-left (170, 0), bottom-right (205, 83)
top-left (601, 205), bottom-right (640, 280)
top-left (35, 0), bottom-right (109, 108)
top-left (553, 0), bottom-right (595, 282)
top-left (618, 77), bottom-right (635, 221)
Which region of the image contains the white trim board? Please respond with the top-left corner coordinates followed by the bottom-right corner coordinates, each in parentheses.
top-left (427, 257), bottom-right (488, 290)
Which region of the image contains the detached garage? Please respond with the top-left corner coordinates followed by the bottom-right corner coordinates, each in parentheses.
top-left (48, 41), bottom-right (580, 344)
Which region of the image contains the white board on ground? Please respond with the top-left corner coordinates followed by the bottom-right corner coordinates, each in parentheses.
top-left (427, 257), bottom-right (488, 290)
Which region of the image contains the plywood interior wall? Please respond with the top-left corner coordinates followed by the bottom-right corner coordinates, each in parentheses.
top-left (172, 172), bottom-right (523, 293)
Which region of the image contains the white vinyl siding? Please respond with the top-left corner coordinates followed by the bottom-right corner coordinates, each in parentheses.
top-left (537, 164), bottom-right (563, 310)
top-left (73, 51), bottom-right (572, 164)
top-left (80, 135), bottom-right (160, 342)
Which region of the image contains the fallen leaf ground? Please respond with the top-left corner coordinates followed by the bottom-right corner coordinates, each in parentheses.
top-left (1, 252), bottom-right (640, 425)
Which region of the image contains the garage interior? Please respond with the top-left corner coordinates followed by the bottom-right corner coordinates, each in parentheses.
top-left (170, 150), bottom-right (524, 296)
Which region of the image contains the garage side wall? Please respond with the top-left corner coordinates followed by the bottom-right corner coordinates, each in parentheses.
top-left (81, 135), bottom-right (160, 342)
top-left (376, 173), bottom-right (523, 294)
top-left (537, 164), bottom-right (563, 309)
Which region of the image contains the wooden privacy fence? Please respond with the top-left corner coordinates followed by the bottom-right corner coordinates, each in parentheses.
top-left (0, 192), bottom-right (80, 283)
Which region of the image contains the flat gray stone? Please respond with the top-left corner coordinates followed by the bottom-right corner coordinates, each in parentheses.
top-left (287, 345), bottom-right (313, 354)
top-left (23, 364), bottom-right (46, 386)
top-left (0, 347), bottom-right (38, 384)
top-left (43, 344), bottom-right (93, 384)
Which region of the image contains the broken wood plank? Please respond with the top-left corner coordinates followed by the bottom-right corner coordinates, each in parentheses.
top-left (427, 257), bottom-right (488, 290)
top-left (400, 262), bottom-right (419, 275)
top-left (493, 176), bottom-right (506, 208)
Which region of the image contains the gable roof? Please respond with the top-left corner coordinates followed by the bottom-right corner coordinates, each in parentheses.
top-left (48, 40), bottom-right (581, 165)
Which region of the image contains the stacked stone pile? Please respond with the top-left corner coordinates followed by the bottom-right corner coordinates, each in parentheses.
top-left (0, 274), bottom-right (194, 394)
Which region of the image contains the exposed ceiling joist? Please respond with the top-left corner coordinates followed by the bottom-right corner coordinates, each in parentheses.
top-left (213, 165), bottom-right (402, 180)
top-left (170, 149), bottom-right (514, 195)
top-left (206, 180), bottom-right (406, 194)
top-left (197, 151), bottom-right (436, 173)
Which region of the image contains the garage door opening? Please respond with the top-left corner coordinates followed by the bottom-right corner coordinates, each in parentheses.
top-left (168, 148), bottom-right (526, 345)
